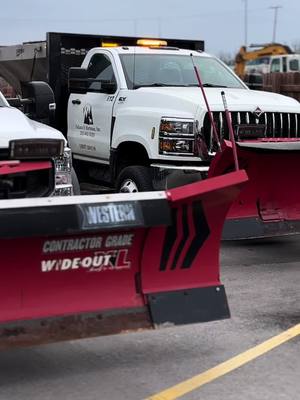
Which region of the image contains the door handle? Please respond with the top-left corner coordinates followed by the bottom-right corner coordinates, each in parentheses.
top-left (72, 99), bottom-right (81, 105)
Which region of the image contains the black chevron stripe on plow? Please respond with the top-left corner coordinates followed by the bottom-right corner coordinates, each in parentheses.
top-left (181, 201), bottom-right (210, 269)
top-left (159, 207), bottom-right (178, 271)
top-left (171, 204), bottom-right (189, 270)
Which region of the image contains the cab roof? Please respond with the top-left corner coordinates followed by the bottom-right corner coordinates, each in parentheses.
top-left (94, 46), bottom-right (211, 58)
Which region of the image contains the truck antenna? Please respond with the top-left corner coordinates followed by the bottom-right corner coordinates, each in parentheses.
top-left (190, 54), bottom-right (221, 151)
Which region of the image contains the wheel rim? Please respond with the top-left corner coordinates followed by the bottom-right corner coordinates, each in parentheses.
top-left (119, 179), bottom-right (139, 193)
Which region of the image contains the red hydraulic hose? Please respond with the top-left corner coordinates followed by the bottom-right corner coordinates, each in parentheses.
top-left (191, 56), bottom-right (221, 150)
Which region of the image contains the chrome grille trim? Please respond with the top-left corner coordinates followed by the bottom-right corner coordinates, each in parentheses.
top-left (264, 113), bottom-right (267, 128)
top-left (272, 113), bottom-right (275, 137)
top-left (246, 112), bottom-right (250, 124)
top-left (219, 112), bottom-right (223, 140)
top-left (203, 111), bottom-right (300, 152)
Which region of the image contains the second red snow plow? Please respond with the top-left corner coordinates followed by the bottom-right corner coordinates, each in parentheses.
top-left (209, 139), bottom-right (300, 239)
top-left (0, 170), bottom-right (246, 349)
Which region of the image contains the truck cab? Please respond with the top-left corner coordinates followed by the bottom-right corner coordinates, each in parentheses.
top-left (245, 54), bottom-right (300, 75)
top-left (67, 43), bottom-right (300, 192)
top-left (269, 54), bottom-right (300, 73)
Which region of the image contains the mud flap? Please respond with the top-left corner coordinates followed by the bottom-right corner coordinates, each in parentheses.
top-left (141, 170), bottom-right (248, 326)
top-left (209, 140), bottom-right (300, 239)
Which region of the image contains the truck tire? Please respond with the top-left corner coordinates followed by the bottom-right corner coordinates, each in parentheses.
top-left (116, 166), bottom-right (153, 193)
top-left (71, 168), bottom-right (81, 195)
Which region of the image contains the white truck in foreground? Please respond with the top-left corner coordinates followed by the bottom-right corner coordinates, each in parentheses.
top-left (0, 83), bottom-right (77, 198)
top-left (67, 43), bottom-right (300, 192)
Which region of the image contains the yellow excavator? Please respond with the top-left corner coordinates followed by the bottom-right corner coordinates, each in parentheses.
top-left (234, 43), bottom-right (293, 79)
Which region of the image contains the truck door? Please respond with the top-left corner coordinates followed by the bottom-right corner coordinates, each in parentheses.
top-left (68, 52), bottom-right (118, 162)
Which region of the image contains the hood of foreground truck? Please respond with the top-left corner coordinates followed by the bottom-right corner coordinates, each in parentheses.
top-left (132, 86), bottom-right (300, 113)
top-left (114, 86), bottom-right (300, 163)
top-left (0, 106), bottom-right (65, 148)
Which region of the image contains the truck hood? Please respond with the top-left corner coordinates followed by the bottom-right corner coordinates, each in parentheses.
top-left (0, 107), bottom-right (65, 149)
top-left (138, 87), bottom-right (300, 113)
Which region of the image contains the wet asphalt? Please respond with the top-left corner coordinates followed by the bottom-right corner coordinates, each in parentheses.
top-left (0, 236), bottom-right (299, 400)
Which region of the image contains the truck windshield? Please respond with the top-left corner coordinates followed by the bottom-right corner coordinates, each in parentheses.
top-left (120, 54), bottom-right (245, 89)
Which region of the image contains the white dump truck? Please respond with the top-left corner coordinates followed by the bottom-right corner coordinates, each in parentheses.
top-left (2, 32), bottom-right (300, 238)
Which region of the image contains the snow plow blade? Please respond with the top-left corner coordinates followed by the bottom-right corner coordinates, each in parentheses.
top-left (209, 139), bottom-right (300, 239)
top-left (0, 170), bottom-right (247, 349)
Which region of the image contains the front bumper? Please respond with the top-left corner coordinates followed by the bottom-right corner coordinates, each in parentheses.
top-left (223, 217), bottom-right (300, 240)
top-left (150, 163), bottom-right (207, 190)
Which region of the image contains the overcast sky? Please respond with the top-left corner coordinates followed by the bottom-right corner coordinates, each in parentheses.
top-left (1, 0), bottom-right (299, 56)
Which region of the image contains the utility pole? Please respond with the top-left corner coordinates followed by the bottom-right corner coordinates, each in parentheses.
top-left (157, 18), bottom-right (162, 37)
top-left (242, 0), bottom-right (248, 48)
top-left (269, 5), bottom-right (282, 42)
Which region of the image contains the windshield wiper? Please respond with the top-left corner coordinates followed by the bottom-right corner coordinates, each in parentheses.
top-left (202, 83), bottom-right (228, 88)
top-left (133, 82), bottom-right (228, 89)
top-left (133, 83), bottom-right (190, 89)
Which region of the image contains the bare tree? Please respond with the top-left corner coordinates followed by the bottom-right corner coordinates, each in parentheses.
top-left (291, 40), bottom-right (300, 54)
top-left (217, 51), bottom-right (235, 66)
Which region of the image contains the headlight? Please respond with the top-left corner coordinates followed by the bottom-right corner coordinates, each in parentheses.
top-left (53, 147), bottom-right (73, 196)
top-left (159, 118), bottom-right (196, 156)
top-left (9, 139), bottom-right (64, 159)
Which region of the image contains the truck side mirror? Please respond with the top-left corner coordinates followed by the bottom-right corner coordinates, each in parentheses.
top-left (69, 67), bottom-right (88, 94)
top-left (21, 81), bottom-right (56, 126)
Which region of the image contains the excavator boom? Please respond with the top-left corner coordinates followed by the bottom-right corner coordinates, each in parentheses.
top-left (234, 43), bottom-right (293, 79)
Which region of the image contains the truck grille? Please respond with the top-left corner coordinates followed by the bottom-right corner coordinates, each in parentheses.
top-left (203, 112), bottom-right (300, 151)
top-left (0, 169), bottom-right (54, 199)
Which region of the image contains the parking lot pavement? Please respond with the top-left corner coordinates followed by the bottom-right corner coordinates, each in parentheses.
top-left (0, 237), bottom-right (299, 400)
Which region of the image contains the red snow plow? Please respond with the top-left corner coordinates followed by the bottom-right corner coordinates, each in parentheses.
top-left (209, 139), bottom-right (300, 239)
top-left (0, 170), bottom-right (246, 349)
top-left (0, 160), bottom-right (54, 198)
top-left (192, 67), bottom-right (300, 240)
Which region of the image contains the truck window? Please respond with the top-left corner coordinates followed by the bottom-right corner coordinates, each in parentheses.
top-left (87, 53), bottom-right (116, 91)
top-left (246, 57), bottom-right (270, 66)
top-left (289, 59), bottom-right (299, 71)
top-left (120, 54), bottom-right (245, 89)
top-left (270, 58), bottom-right (281, 73)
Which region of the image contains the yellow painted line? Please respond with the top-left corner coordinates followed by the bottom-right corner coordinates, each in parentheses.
top-left (145, 323), bottom-right (300, 400)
